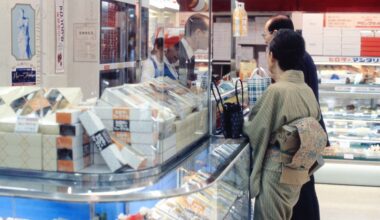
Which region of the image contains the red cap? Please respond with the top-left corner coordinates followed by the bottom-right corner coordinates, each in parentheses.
top-left (164, 35), bottom-right (181, 48)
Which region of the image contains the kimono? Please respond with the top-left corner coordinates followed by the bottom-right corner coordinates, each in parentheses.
top-left (243, 70), bottom-right (322, 220)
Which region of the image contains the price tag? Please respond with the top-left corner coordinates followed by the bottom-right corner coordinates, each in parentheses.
top-left (343, 154), bottom-right (354, 160)
top-left (15, 116), bottom-right (39, 133)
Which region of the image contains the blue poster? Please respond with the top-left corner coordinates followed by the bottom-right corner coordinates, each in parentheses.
top-left (11, 4), bottom-right (35, 60)
top-left (12, 68), bottom-right (36, 86)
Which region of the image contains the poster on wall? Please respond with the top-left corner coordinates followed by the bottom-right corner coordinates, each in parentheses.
top-left (12, 67), bottom-right (36, 86)
top-left (73, 23), bottom-right (98, 62)
top-left (55, 0), bottom-right (65, 73)
top-left (11, 4), bottom-right (35, 61)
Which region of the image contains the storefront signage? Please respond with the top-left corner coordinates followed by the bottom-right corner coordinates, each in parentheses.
top-left (352, 57), bottom-right (380, 64)
top-left (55, 0), bottom-right (65, 73)
top-left (12, 67), bottom-right (36, 86)
top-left (325, 13), bottom-right (380, 29)
top-left (313, 56), bottom-right (380, 64)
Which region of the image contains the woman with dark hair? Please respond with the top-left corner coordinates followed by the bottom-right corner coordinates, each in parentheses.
top-left (243, 29), bottom-right (325, 220)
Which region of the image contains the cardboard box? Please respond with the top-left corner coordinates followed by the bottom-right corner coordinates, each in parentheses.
top-left (0, 118), bottom-right (16, 132)
top-left (58, 155), bottom-right (91, 172)
top-left (42, 135), bottom-right (58, 171)
top-left (94, 106), bottom-right (155, 121)
top-left (79, 111), bottom-right (106, 136)
top-left (56, 109), bottom-right (82, 124)
top-left (93, 151), bottom-right (106, 165)
top-left (56, 135), bottom-right (83, 149)
top-left (79, 111), bottom-right (127, 171)
top-left (302, 13), bottom-right (324, 32)
top-left (40, 121), bottom-right (60, 135)
top-left (0, 132), bottom-right (42, 170)
top-left (130, 132), bottom-right (176, 157)
top-left (56, 137), bottom-right (85, 160)
top-left (45, 88), bottom-right (83, 107)
top-left (161, 145), bottom-right (177, 162)
top-left (99, 144), bottom-right (125, 172)
top-left (79, 110), bottom-right (148, 171)
top-left (103, 119), bottom-right (157, 133)
top-left (115, 142), bottom-right (147, 170)
top-left (59, 123), bottom-right (84, 136)
top-left (113, 131), bottom-right (159, 145)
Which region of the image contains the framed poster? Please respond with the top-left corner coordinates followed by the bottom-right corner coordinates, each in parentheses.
top-left (73, 23), bottom-right (98, 62)
top-left (11, 4), bottom-right (35, 60)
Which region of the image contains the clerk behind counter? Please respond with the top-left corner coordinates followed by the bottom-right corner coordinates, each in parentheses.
top-left (141, 34), bottom-right (180, 82)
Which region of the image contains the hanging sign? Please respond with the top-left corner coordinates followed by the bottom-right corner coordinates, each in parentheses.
top-left (55, 0), bottom-right (65, 73)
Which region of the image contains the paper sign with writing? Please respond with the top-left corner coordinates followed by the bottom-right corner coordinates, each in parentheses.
top-left (15, 116), bottom-right (39, 133)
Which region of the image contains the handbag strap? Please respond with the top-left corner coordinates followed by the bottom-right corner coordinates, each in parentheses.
top-left (249, 67), bottom-right (270, 79)
top-left (235, 79), bottom-right (243, 108)
top-left (211, 80), bottom-right (226, 112)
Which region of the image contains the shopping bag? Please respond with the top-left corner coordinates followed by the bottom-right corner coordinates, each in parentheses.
top-left (247, 67), bottom-right (271, 107)
top-left (212, 79), bottom-right (244, 139)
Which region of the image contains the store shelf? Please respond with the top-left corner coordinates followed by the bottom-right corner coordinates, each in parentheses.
top-left (329, 137), bottom-right (380, 144)
top-left (319, 90), bottom-right (380, 99)
top-left (99, 61), bottom-right (136, 70)
top-left (323, 117), bottom-right (380, 123)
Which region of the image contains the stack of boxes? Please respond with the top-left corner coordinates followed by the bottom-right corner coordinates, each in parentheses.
top-left (361, 34), bottom-right (380, 57)
top-left (93, 106), bottom-right (175, 167)
top-left (0, 80), bottom-right (208, 173)
top-left (56, 109), bottom-right (91, 172)
top-left (302, 13), bottom-right (324, 55)
top-left (342, 29), bottom-right (361, 56)
top-left (79, 110), bottom-right (147, 172)
top-left (323, 28), bottom-right (342, 56)
top-left (0, 132), bottom-right (42, 170)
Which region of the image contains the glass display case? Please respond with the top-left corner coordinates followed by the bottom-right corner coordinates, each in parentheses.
top-left (313, 59), bottom-right (380, 186)
top-left (0, 137), bottom-right (250, 220)
top-left (0, 0), bottom-right (234, 217)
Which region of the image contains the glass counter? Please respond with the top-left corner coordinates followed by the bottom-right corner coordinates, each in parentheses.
top-left (315, 62), bottom-right (380, 186)
top-left (0, 137), bottom-right (250, 220)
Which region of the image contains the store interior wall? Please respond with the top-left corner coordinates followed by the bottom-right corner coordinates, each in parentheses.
top-left (66, 0), bottom-right (100, 98)
top-left (0, 0), bottom-right (11, 86)
top-left (0, 0), bottom-right (66, 88)
top-left (41, 0), bottom-right (68, 88)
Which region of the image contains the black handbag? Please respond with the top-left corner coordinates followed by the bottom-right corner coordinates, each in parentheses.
top-left (212, 79), bottom-right (244, 139)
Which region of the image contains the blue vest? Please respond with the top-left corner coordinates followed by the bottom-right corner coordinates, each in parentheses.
top-left (150, 57), bottom-right (177, 80)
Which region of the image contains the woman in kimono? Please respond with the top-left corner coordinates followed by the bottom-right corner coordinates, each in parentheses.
top-left (243, 29), bottom-right (322, 220)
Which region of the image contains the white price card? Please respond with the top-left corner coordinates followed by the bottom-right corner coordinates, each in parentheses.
top-left (343, 154), bottom-right (354, 160)
top-left (15, 116), bottom-right (39, 133)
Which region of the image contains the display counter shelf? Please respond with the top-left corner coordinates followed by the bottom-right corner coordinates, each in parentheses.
top-left (319, 90), bottom-right (380, 99)
top-left (315, 159), bottom-right (380, 187)
top-left (323, 117), bottom-right (380, 122)
top-left (329, 137), bottom-right (380, 144)
top-left (0, 137), bottom-right (250, 219)
top-left (323, 155), bottom-right (380, 162)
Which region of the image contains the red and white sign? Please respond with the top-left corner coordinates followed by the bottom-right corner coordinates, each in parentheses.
top-left (325, 13), bottom-right (380, 29)
top-left (55, 0), bottom-right (65, 73)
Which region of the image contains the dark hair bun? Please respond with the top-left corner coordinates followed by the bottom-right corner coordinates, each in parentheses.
top-left (269, 29), bottom-right (305, 71)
